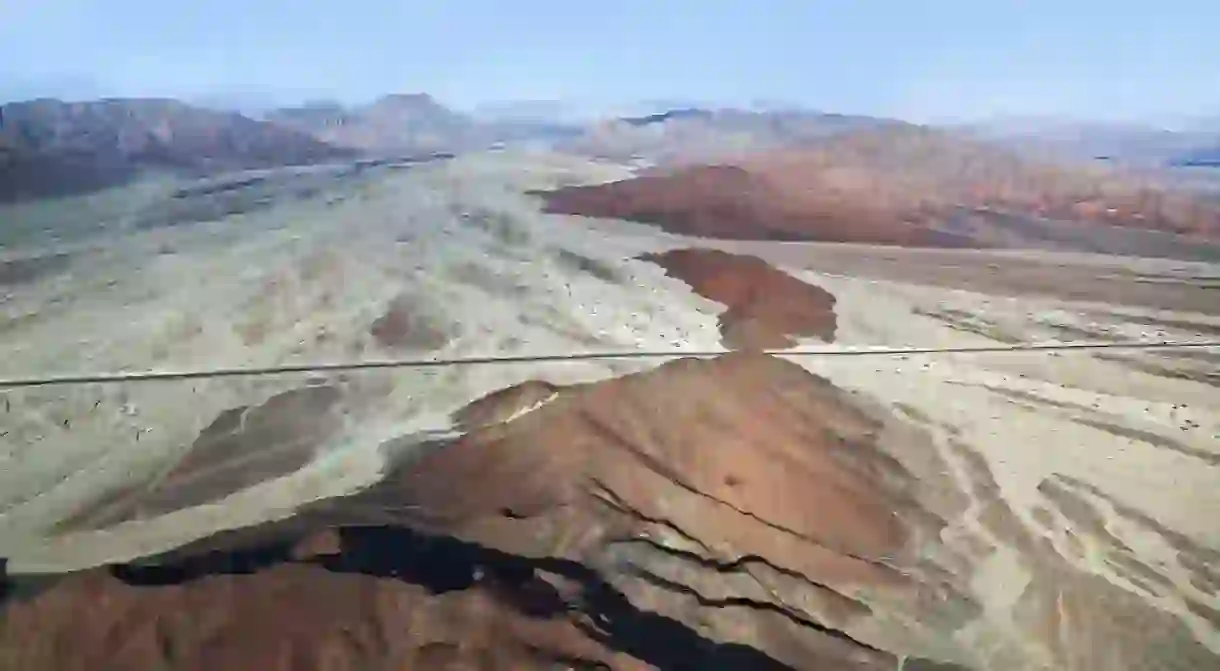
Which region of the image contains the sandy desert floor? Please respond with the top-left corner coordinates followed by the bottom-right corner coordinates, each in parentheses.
top-left (1, 151), bottom-right (1218, 670)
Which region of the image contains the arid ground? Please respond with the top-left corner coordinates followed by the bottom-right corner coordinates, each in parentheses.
top-left (1, 150), bottom-right (1218, 670)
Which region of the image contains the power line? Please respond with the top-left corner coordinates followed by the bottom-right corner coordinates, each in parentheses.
top-left (0, 340), bottom-right (1216, 389)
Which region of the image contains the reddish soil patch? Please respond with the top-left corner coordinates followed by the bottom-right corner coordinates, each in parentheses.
top-left (369, 294), bottom-right (452, 350)
top-left (640, 248), bottom-right (837, 348)
top-left (541, 164), bottom-right (957, 246)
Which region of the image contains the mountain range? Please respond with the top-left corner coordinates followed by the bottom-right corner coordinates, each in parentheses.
top-left (1172, 144), bottom-right (1220, 167)
top-left (0, 93), bottom-right (892, 203)
top-left (0, 97), bottom-right (354, 202)
top-left (958, 116), bottom-right (1220, 166)
top-left (263, 93), bottom-right (485, 153)
top-left (3, 92), bottom-right (1219, 207)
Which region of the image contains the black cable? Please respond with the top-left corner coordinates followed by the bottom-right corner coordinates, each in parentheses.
top-left (0, 340), bottom-right (1216, 389)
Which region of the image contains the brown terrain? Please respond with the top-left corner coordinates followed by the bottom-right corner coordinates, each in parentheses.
top-left (1, 553), bottom-right (655, 671)
top-left (6, 349), bottom-right (1217, 670)
top-left (639, 248), bottom-right (838, 347)
top-left (539, 125), bottom-right (1220, 259)
top-left (1, 353), bottom-right (960, 670)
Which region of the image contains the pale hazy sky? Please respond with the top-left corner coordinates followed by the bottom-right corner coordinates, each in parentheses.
top-left (2, 0), bottom-right (1218, 123)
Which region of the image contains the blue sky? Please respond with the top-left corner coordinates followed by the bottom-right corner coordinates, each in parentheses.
top-left (2, 0), bottom-right (1218, 123)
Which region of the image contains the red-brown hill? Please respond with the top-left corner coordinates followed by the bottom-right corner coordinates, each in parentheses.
top-left (5, 353), bottom-right (1212, 670)
top-left (2, 353), bottom-right (938, 670)
top-left (538, 126), bottom-right (1220, 257)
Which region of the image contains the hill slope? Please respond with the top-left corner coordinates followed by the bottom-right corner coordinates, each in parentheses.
top-left (539, 125), bottom-right (1220, 258)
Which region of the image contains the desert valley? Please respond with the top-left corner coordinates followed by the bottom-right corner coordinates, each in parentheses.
top-left (1, 92), bottom-right (1219, 670)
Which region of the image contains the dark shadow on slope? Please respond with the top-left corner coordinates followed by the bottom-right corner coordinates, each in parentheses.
top-left (0, 252), bottom-right (72, 286)
top-left (0, 558), bottom-right (68, 609)
top-left (57, 386), bottom-right (345, 533)
top-left (0, 154), bottom-right (140, 204)
top-left (109, 523), bottom-right (798, 670)
top-left (109, 538), bottom-right (300, 585)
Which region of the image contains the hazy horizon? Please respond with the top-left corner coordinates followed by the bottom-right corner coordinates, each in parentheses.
top-left (2, 0), bottom-right (1219, 125)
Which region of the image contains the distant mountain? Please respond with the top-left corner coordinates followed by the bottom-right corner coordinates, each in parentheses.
top-left (266, 96), bottom-right (897, 160)
top-left (266, 93), bottom-right (482, 153)
top-left (1170, 145), bottom-right (1220, 167)
top-left (267, 93), bottom-right (591, 153)
top-left (469, 99), bottom-right (589, 124)
top-left (595, 98), bottom-right (718, 118)
top-left (957, 117), bottom-right (1220, 166)
top-left (188, 92), bottom-right (297, 117)
top-left (619, 108), bottom-right (714, 127)
top-left (556, 107), bottom-right (896, 164)
top-left (0, 97), bottom-right (354, 203)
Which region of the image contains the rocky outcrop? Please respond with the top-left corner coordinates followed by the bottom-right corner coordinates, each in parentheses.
top-left (639, 249), bottom-right (837, 348)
